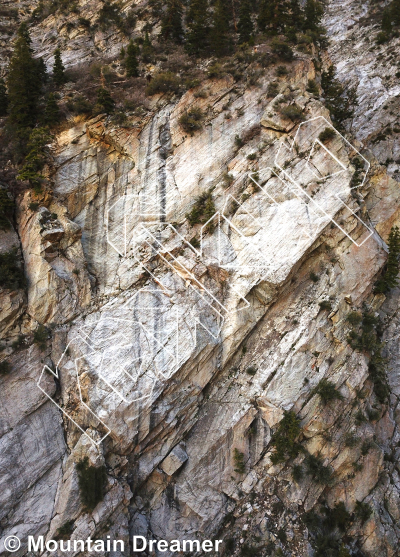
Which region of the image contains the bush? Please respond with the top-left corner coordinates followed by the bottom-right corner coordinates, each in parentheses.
top-left (355, 501), bottom-right (372, 523)
top-left (292, 464), bottom-right (303, 482)
top-left (270, 410), bottom-right (301, 464)
top-left (0, 249), bottom-right (25, 290)
top-left (55, 520), bottom-right (74, 540)
top-left (0, 188), bottom-right (14, 230)
top-left (223, 172), bottom-right (234, 188)
top-left (33, 324), bottom-right (49, 350)
top-left (327, 502), bottom-right (351, 532)
top-left (279, 104), bottom-right (305, 122)
top-left (246, 366), bottom-right (257, 376)
top-left (76, 457), bottom-right (107, 510)
top-left (145, 72), bottom-right (180, 96)
top-left (207, 63), bottom-right (224, 78)
top-left (276, 65), bottom-right (288, 76)
top-left (277, 528), bottom-right (287, 543)
top-left (0, 360), bottom-right (11, 374)
top-left (319, 300), bottom-right (332, 311)
top-left (233, 448), bottom-right (246, 474)
top-left (67, 95), bottom-right (92, 115)
top-left (346, 311), bottom-right (362, 325)
top-left (178, 107), bottom-right (204, 134)
top-left (271, 39), bottom-right (294, 61)
top-left (307, 79), bottom-right (319, 95)
top-left (267, 82), bottom-right (279, 97)
top-left (319, 127), bottom-right (336, 143)
top-left (310, 271), bottom-right (319, 282)
top-left (344, 432), bottom-right (359, 447)
top-left (186, 190), bottom-right (216, 229)
top-left (225, 538), bottom-right (235, 552)
top-left (313, 379), bottom-right (343, 404)
top-left (305, 454), bottom-right (333, 484)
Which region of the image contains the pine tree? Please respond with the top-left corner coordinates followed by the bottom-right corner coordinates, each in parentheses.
top-left (211, 0), bottom-right (233, 56)
top-left (288, 0), bottom-right (303, 30)
top-left (126, 40), bottom-right (139, 78)
top-left (96, 87), bottom-right (115, 114)
top-left (381, 6), bottom-right (392, 34)
top-left (304, 0), bottom-right (324, 32)
top-left (393, 0), bottom-right (400, 26)
top-left (53, 48), bottom-right (66, 86)
top-left (44, 93), bottom-right (60, 126)
top-left (17, 127), bottom-right (52, 192)
top-left (141, 32), bottom-right (153, 63)
top-left (185, 0), bottom-right (210, 56)
top-left (7, 24), bottom-right (42, 137)
top-left (375, 226), bottom-right (400, 293)
top-left (321, 65), bottom-right (357, 129)
top-left (258, 0), bottom-right (289, 34)
top-left (237, 0), bottom-right (254, 43)
top-left (37, 57), bottom-right (48, 85)
top-left (0, 78), bottom-right (8, 117)
top-left (161, 0), bottom-right (184, 43)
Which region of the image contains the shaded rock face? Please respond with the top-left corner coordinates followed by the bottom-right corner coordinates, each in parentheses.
top-left (1, 2), bottom-right (400, 557)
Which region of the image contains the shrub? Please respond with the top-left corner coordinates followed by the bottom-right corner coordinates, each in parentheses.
top-left (246, 366), bottom-right (257, 376)
top-left (271, 39), bottom-right (294, 61)
top-left (310, 272), bottom-right (319, 282)
top-left (361, 440), bottom-right (373, 457)
top-left (240, 544), bottom-right (257, 557)
top-left (355, 501), bottom-right (372, 523)
top-left (376, 31), bottom-right (389, 44)
top-left (96, 87), bottom-right (115, 114)
top-left (313, 379), bottom-right (343, 404)
top-left (277, 528), bottom-right (287, 543)
top-left (307, 79), bottom-right (319, 95)
top-left (0, 249), bottom-right (25, 290)
top-left (267, 82), bottom-right (279, 97)
top-left (354, 409), bottom-right (367, 425)
top-left (0, 188), bottom-right (14, 230)
top-left (145, 72), bottom-right (180, 96)
top-left (292, 464), bottom-right (303, 482)
top-left (67, 95), bottom-right (92, 115)
top-left (178, 107), bottom-right (204, 134)
top-left (225, 538), bottom-right (235, 552)
top-left (374, 226), bottom-right (400, 294)
top-left (0, 360), bottom-right (11, 374)
top-left (270, 410), bottom-right (301, 464)
top-left (318, 127), bottom-right (336, 143)
top-left (276, 65), bottom-right (288, 76)
top-left (279, 104), bottom-right (305, 122)
top-left (207, 63), bottom-right (224, 78)
top-left (319, 300), bottom-right (332, 311)
top-left (76, 457), bottom-right (107, 510)
top-left (367, 408), bottom-right (380, 422)
top-left (327, 502), bottom-right (351, 532)
top-left (346, 311), bottom-right (362, 325)
top-left (55, 520), bottom-right (74, 540)
top-left (33, 324), bottom-right (49, 350)
top-left (344, 432), bottom-right (359, 447)
top-left (186, 190), bottom-right (216, 229)
top-left (233, 448), bottom-right (246, 474)
top-left (222, 172), bottom-right (234, 188)
top-left (247, 153), bottom-right (257, 160)
top-left (305, 454), bottom-right (333, 484)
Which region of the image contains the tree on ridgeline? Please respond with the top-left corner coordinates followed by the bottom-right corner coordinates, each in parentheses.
top-left (53, 47), bottom-right (67, 87)
top-left (304, 0), bottom-right (324, 32)
top-left (211, 0), bottom-right (233, 55)
top-left (126, 40), bottom-right (139, 77)
top-left (0, 78), bottom-right (8, 117)
top-left (237, 0), bottom-right (254, 44)
top-left (185, 0), bottom-right (210, 56)
top-left (161, 0), bottom-right (184, 43)
top-left (7, 23), bottom-right (43, 151)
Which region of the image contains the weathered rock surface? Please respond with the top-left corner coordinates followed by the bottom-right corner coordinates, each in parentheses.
top-left (1, 1), bottom-right (400, 556)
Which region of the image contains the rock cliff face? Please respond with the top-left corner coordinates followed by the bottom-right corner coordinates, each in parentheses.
top-left (1, 1), bottom-right (400, 557)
